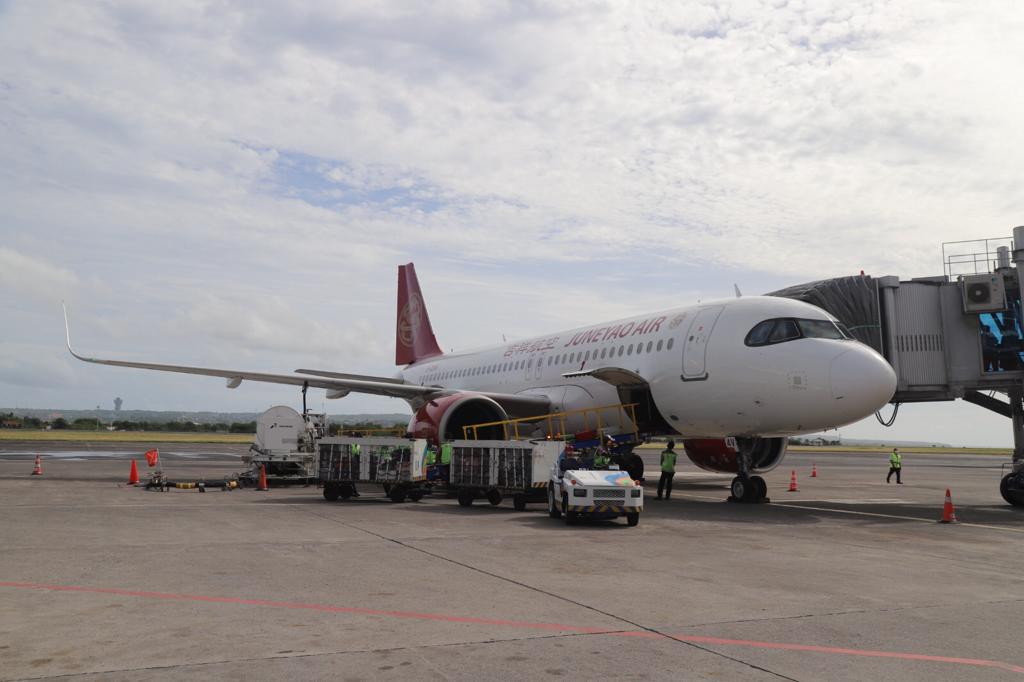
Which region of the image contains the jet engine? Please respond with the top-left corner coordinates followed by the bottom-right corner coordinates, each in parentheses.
top-left (407, 393), bottom-right (509, 443)
top-left (681, 437), bottom-right (788, 474)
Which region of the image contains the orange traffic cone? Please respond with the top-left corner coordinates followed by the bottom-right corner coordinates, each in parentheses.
top-left (939, 488), bottom-right (957, 523)
top-left (811, 463), bottom-right (817, 478)
top-left (788, 470), bottom-right (799, 492)
top-left (127, 459), bottom-right (140, 485)
top-left (257, 464), bottom-right (269, 491)
top-left (31, 454), bottom-right (43, 476)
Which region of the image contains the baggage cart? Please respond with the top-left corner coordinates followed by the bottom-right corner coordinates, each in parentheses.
top-left (318, 437), bottom-right (430, 503)
top-left (447, 440), bottom-right (561, 510)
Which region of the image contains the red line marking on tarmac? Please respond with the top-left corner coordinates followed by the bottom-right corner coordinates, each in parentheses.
top-left (3, 581), bottom-right (1023, 674)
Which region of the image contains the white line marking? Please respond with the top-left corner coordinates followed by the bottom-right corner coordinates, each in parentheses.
top-left (679, 493), bottom-right (1024, 534)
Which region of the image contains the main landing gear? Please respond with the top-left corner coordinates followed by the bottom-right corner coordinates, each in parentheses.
top-left (728, 439), bottom-right (770, 503)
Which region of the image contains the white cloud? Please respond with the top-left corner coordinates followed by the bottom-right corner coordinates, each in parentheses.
top-left (0, 248), bottom-right (79, 304)
top-left (1, 1), bottom-right (1022, 443)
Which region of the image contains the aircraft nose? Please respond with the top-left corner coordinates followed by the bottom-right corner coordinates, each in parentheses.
top-left (829, 347), bottom-right (897, 418)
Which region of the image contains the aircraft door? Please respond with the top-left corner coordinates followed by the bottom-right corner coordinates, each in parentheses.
top-left (682, 306), bottom-right (724, 380)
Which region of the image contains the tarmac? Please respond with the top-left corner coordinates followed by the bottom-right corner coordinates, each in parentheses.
top-left (2, 442), bottom-right (1024, 681)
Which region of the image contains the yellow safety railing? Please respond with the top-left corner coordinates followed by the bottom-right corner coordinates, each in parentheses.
top-left (462, 403), bottom-right (640, 441)
top-left (339, 427), bottom-right (406, 437)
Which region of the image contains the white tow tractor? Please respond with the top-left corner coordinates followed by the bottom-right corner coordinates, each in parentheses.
top-left (547, 454), bottom-right (643, 526)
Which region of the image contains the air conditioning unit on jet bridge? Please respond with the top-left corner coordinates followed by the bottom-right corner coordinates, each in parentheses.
top-left (960, 273), bottom-right (1007, 314)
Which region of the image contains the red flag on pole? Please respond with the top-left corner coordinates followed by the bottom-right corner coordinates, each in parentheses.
top-left (145, 449), bottom-right (159, 467)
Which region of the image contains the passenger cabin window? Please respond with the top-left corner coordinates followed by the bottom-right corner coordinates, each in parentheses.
top-left (667, 338), bottom-right (674, 350)
top-left (745, 318), bottom-right (849, 347)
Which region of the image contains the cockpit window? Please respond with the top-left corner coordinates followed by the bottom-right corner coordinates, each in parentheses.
top-left (797, 319), bottom-right (845, 340)
top-left (746, 320), bottom-right (774, 346)
top-left (745, 318), bottom-right (850, 347)
top-left (768, 319), bottom-right (801, 343)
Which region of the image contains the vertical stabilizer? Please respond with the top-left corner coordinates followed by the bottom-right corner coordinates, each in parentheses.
top-left (396, 263), bottom-right (443, 365)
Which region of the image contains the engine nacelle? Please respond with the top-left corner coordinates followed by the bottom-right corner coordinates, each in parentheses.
top-left (407, 393), bottom-right (509, 443)
top-left (682, 437), bottom-right (788, 474)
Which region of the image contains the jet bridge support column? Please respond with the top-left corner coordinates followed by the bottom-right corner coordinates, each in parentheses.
top-left (1011, 387), bottom-right (1024, 469)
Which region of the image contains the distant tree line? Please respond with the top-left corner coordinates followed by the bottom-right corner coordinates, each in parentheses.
top-left (1, 413), bottom-right (258, 433)
top-left (789, 437), bottom-right (842, 446)
top-left (2, 412), bottom-right (403, 436)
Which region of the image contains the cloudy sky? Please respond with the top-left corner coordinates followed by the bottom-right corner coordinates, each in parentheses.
top-left (2, 2), bottom-right (1023, 445)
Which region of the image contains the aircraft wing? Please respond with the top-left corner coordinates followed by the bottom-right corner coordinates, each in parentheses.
top-left (561, 367), bottom-right (648, 387)
top-left (296, 369), bottom-right (551, 417)
top-left (63, 306), bottom-right (431, 400)
top-left (63, 306), bottom-right (551, 415)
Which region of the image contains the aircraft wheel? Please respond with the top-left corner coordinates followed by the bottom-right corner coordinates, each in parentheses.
top-left (513, 494), bottom-right (527, 512)
top-left (322, 484), bottom-right (340, 502)
top-left (457, 489), bottom-right (474, 507)
top-left (750, 475), bottom-right (768, 501)
top-left (487, 489), bottom-right (503, 506)
top-left (408, 490), bottom-right (424, 502)
top-left (626, 512), bottom-right (640, 527)
top-left (1000, 473), bottom-right (1024, 507)
top-left (730, 476), bottom-right (755, 502)
top-left (563, 494), bottom-right (577, 525)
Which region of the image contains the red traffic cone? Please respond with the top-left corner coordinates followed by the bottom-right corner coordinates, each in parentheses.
top-left (810, 463), bottom-right (817, 478)
top-left (257, 464), bottom-right (269, 491)
top-left (127, 459), bottom-right (140, 485)
top-left (31, 454), bottom-right (43, 476)
top-left (939, 488), bottom-right (957, 524)
top-left (788, 470), bottom-right (799, 492)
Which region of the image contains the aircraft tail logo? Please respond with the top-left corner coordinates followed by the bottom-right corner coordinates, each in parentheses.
top-left (396, 263), bottom-right (442, 365)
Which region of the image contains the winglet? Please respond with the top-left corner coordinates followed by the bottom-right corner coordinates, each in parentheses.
top-left (734, 284), bottom-right (743, 298)
top-left (62, 301), bottom-right (83, 360)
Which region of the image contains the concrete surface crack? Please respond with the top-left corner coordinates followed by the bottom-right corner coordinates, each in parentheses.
top-left (294, 505), bottom-right (799, 681)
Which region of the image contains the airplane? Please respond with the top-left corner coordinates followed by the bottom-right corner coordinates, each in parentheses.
top-left (64, 263), bottom-right (897, 502)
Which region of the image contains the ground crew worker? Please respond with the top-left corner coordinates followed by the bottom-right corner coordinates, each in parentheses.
top-left (350, 442), bottom-right (362, 497)
top-left (657, 440), bottom-right (677, 499)
top-left (593, 441), bottom-right (612, 469)
top-left (438, 441), bottom-right (453, 479)
top-left (886, 447), bottom-right (903, 484)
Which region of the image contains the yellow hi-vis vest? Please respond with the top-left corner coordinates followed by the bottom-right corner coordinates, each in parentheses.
top-left (890, 451), bottom-right (901, 468)
top-left (661, 449), bottom-right (677, 472)
top-left (593, 452), bottom-right (610, 468)
top-left (440, 442), bottom-right (453, 465)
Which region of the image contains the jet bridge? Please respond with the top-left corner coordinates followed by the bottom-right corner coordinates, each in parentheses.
top-left (770, 227), bottom-right (1024, 506)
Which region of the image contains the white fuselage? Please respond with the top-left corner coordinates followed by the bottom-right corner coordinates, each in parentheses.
top-left (399, 296), bottom-right (897, 439)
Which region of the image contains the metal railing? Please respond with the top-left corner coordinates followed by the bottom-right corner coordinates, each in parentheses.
top-left (461, 402), bottom-right (640, 441)
top-left (942, 237), bottom-right (1013, 280)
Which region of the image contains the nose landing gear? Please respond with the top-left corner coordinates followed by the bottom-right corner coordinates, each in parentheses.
top-left (729, 474), bottom-right (769, 503)
top-left (728, 439), bottom-right (770, 503)
top-left (1000, 472), bottom-right (1024, 507)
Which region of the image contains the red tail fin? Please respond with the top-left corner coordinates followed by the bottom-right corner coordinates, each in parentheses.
top-left (396, 263), bottom-right (443, 365)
